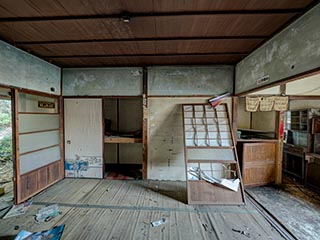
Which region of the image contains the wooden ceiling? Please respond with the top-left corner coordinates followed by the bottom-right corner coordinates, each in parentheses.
top-left (0, 0), bottom-right (318, 67)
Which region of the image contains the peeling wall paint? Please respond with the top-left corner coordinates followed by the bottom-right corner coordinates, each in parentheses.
top-left (236, 3), bottom-right (320, 94)
top-left (148, 97), bottom-right (232, 181)
top-left (62, 68), bottom-right (143, 96)
top-left (0, 40), bottom-right (61, 95)
top-left (148, 66), bottom-right (234, 96)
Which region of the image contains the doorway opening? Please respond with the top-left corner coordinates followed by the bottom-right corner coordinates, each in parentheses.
top-left (0, 88), bottom-right (14, 209)
top-left (103, 97), bottom-right (143, 180)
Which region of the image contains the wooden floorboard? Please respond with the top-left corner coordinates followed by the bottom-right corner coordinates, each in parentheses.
top-left (0, 179), bottom-right (284, 240)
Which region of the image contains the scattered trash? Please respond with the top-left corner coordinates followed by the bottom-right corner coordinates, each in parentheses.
top-left (188, 167), bottom-right (240, 192)
top-left (14, 226), bottom-right (19, 230)
top-left (35, 204), bottom-right (61, 223)
top-left (202, 223), bottom-right (213, 233)
top-left (15, 224), bottom-right (65, 240)
top-left (151, 218), bottom-right (166, 227)
top-left (2, 200), bottom-right (32, 219)
top-left (232, 228), bottom-right (251, 238)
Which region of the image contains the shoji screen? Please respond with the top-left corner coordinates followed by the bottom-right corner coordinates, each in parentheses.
top-left (16, 92), bottom-right (64, 203)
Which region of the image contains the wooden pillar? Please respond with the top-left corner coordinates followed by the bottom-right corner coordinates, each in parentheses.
top-left (12, 89), bottom-right (20, 204)
top-left (59, 96), bottom-right (65, 179)
top-left (142, 67), bottom-right (148, 179)
top-left (232, 96), bottom-right (238, 144)
top-left (275, 84), bottom-right (286, 184)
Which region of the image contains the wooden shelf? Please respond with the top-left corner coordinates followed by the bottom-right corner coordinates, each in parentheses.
top-left (187, 159), bottom-right (236, 164)
top-left (237, 139), bottom-right (277, 143)
top-left (104, 136), bottom-right (142, 143)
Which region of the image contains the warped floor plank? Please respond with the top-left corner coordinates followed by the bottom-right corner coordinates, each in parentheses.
top-left (0, 179), bottom-right (284, 240)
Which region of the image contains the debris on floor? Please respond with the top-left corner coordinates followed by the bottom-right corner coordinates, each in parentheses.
top-left (35, 204), bottom-right (61, 223)
top-left (15, 224), bottom-right (65, 240)
top-left (202, 223), bottom-right (213, 233)
top-left (232, 228), bottom-right (251, 238)
top-left (2, 199), bottom-right (32, 219)
top-left (151, 218), bottom-right (166, 227)
top-left (188, 167), bottom-right (240, 192)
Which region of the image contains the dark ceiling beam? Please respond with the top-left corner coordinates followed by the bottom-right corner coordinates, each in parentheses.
top-left (43, 52), bottom-right (247, 59)
top-left (0, 9), bottom-right (304, 23)
top-left (15, 36), bottom-right (266, 45)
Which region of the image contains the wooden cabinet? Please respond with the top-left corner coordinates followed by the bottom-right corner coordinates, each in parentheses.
top-left (283, 109), bottom-right (320, 183)
top-left (286, 110), bottom-right (308, 130)
top-left (237, 141), bottom-right (277, 187)
top-left (283, 143), bottom-right (305, 180)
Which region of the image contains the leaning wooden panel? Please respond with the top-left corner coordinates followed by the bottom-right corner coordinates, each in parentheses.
top-left (182, 103), bottom-right (245, 205)
top-left (188, 180), bottom-right (243, 204)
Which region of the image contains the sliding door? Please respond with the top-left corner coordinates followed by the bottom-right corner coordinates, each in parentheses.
top-left (64, 98), bottom-right (103, 178)
top-left (15, 91), bottom-right (64, 203)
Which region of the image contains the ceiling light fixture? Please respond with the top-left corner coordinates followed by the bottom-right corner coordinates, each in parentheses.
top-left (121, 12), bottom-right (131, 23)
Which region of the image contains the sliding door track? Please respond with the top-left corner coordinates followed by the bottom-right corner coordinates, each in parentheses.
top-left (245, 190), bottom-right (298, 240)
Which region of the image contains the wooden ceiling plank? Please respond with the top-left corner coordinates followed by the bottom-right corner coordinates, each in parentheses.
top-left (15, 36), bottom-right (267, 45)
top-left (0, 14), bottom-right (296, 42)
top-left (18, 39), bottom-right (262, 56)
top-left (0, 0), bottom-right (315, 18)
top-left (0, 9), bottom-right (305, 23)
top-left (42, 52), bottom-right (247, 59)
top-left (46, 54), bottom-right (245, 67)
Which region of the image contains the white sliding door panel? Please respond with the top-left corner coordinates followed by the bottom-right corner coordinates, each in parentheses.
top-left (19, 130), bottom-right (60, 154)
top-left (64, 99), bottom-right (103, 178)
top-left (20, 146), bottom-right (61, 175)
top-left (19, 114), bottom-right (60, 133)
top-left (15, 91), bottom-right (64, 204)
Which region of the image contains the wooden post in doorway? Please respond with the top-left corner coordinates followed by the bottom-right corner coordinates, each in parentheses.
top-left (232, 96), bottom-right (238, 144)
top-left (11, 89), bottom-right (20, 204)
top-left (275, 84), bottom-right (286, 184)
top-left (142, 67), bottom-right (148, 179)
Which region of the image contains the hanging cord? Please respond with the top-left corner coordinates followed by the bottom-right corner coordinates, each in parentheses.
top-left (203, 105), bottom-right (210, 146)
top-left (192, 105), bottom-right (198, 146)
top-left (213, 107), bottom-right (222, 146)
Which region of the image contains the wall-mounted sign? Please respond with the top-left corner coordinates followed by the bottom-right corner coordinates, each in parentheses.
top-left (38, 101), bottom-right (55, 109)
top-left (257, 75), bottom-right (270, 85)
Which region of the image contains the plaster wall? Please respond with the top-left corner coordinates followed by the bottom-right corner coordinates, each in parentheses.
top-left (0, 40), bottom-right (60, 94)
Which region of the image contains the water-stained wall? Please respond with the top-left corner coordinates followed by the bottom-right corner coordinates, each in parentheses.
top-left (0, 40), bottom-right (61, 95)
top-left (62, 67), bottom-right (143, 96)
top-left (235, 3), bottom-right (320, 94)
top-left (148, 66), bottom-right (233, 96)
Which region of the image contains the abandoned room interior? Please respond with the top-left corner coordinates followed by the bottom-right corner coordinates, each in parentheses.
top-left (0, 0), bottom-right (320, 239)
